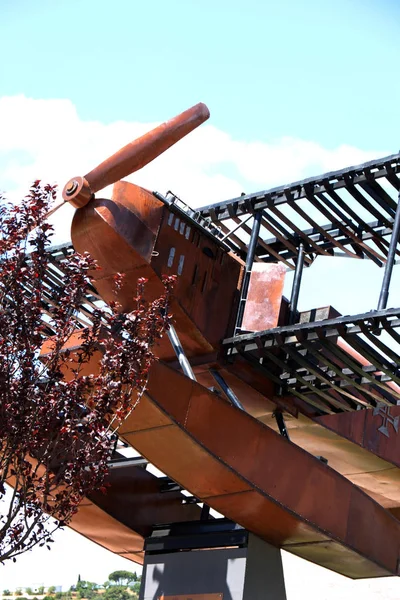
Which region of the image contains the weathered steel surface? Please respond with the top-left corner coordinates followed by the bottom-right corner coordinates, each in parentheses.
top-left (70, 497), bottom-right (145, 563)
top-left (242, 263), bottom-right (286, 332)
top-left (87, 462), bottom-right (202, 538)
top-left (71, 180), bottom-right (241, 358)
top-left (85, 103), bottom-right (209, 194)
top-left (150, 205), bottom-right (241, 348)
top-left (63, 103), bottom-right (209, 207)
top-left (116, 360), bottom-right (400, 578)
top-left (69, 464), bottom-right (201, 564)
top-left (317, 407), bottom-right (400, 475)
top-left (259, 411), bottom-right (400, 510)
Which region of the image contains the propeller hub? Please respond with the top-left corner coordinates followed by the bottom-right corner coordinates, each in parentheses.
top-left (62, 176), bottom-right (93, 209)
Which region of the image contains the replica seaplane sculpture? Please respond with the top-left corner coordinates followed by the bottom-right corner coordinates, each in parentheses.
top-left (37, 103), bottom-right (400, 579)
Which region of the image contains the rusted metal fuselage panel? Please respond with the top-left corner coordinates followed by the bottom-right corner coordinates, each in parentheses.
top-left (117, 360), bottom-right (400, 579)
top-left (150, 211), bottom-right (241, 349)
top-left (71, 180), bottom-right (241, 359)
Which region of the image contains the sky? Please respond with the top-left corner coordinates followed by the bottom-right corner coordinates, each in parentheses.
top-left (1, 0), bottom-right (400, 598)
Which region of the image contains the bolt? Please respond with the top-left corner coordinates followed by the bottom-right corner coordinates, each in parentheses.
top-left (65, 180), bottom-right (79, 196)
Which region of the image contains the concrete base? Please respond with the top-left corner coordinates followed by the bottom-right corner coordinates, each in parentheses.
top-left (139, 533), bottom-right (287, 600)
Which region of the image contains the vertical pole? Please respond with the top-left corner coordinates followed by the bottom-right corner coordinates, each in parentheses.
top-left (235, 211), bottom-right (262, 334)
top-left (289, 243), bottom-right (305, 325)
top-left (378, 192), bottom-right (400, 310)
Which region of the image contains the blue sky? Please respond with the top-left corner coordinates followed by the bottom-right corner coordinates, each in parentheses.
top-left (2, 1), bottom-right (400, 598)
top-left (2, 0), bottom-right (400, 150)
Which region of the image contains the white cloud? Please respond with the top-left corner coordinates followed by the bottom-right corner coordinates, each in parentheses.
top-left (0, 94), bottom-right (382, 244)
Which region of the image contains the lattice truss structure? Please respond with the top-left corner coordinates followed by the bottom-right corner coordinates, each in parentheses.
top-left (223, 309), bottom-right (400, 415)
top-left (199, 153), bottom-right (400, 414)
top-left (199, 152), bottom-right (400, 268)
top-left (26, 243), bottom-right (101, 337)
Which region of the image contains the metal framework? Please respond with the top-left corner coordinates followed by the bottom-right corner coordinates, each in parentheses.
top-left (199, 152), bottom-right (400, 268)
top-left (224, 307), bottom-right (400, 415)
top-left (25, 242), bottom-right (100, 338)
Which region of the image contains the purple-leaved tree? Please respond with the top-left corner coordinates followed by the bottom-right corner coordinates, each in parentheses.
top-left (0, 182), bottom-right (173, 563)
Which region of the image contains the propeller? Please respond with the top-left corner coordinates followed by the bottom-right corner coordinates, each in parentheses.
top-left (46, 102), bottom-right (210, 218)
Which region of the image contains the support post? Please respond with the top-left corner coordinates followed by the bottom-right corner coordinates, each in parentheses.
top-left (209, 369), bottom-right (245, 411)
top-left (167, 324), bottom-right (196, 380)
top-left (235, 211), bottom-right (262, 334)
top-left (140, 522), bottom-right (287, 600)
top-left (273, 410), bottom-right (290, 440)
top-left (378, 192), bottom-right (400, 310)
top-left (289, 243), bottom-right (305, 324)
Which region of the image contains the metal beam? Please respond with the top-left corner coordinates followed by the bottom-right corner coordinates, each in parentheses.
top-left (289, 243), bottom-right (305, 324)
top-left (378, 192), bottom-right (400, 309)
top-left (235, 211), bottom-right (262, 333)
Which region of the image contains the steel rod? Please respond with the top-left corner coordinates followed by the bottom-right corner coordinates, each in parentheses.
top-left (289, 243), bottom-right (305, 324)
top-left (167, 324), bottom-right (197, 381)
top-left (234, 211), bottom-right (262, 333)
top-left (209, 369), bottom-right (245, 411)
top-left (378, 192), bottom-right (400, 310)
top-left (274, 411), bottom-right (290, 440)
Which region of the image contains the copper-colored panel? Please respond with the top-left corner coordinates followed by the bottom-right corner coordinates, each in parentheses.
top-left (317, 405), bottom-right (400, 469)
top-left (287, 540), bottom-right (391, 579)
top-left (120, 551), bottom-right (144, 563)
top-left (207, 490), bottom-right (329, 547)
top-left (317, 410), bottom-right (366, 447)
top-left (71, 183), bottom-right (216, 359)
top-left (279, 413), bottom-right (400, 511)
top-left (364, 405), bottom-right (400, 462)
top-left (349, 468), bottom-right (400, 508)
top-left (112, 180), bottom-right (164, 236)
top-left (84, 103), bottom-right (209, 194)
top-left (242, 263), bottom-right (286, 331)
top-left (287, 415), bottom-right (391, 476)
top-left (70, 501), bottom-right (144, 555)
top-left (131, 363), bottom-right (196, 426)
top-left (222, 356), bottom-right (284, 413)
top-left (183, 387), bottom-right (351, 540)
top-left (118, 395), bottom-right (172, 434)
top-left (123, 422), bottom-right (251, 498)
top-left (151, 211), bottom-right (241, 347)
top-left (346, 488), bottom-right (400, 572)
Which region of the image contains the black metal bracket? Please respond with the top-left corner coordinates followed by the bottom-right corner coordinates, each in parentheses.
top-left (273, 410), bottom-right (290, 440)
top-left (144, 519), bottom-right (248, 554)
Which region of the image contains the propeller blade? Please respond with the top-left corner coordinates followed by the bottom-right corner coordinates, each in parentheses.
top-left (84, 102), bottom-right (210, 194)
top-left (44, 198), bottom-right (67, 219)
